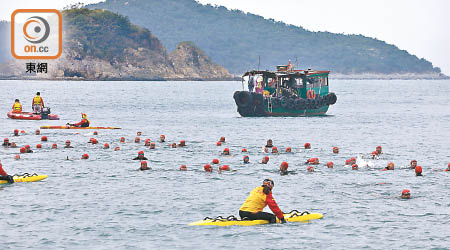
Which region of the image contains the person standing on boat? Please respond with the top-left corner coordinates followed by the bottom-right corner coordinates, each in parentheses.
top-left (239, 179), bottom-right (286, 223)
top-left (255, 75), bottom-right (264, 94)
top-left (248, 73), bottom-right (255, 92)
top-left (32, 92), bottom-right (45, 114)
top-left (68, 113), bottom-right (90, 127)
top-left (12, 99), bottom-right (22, 113)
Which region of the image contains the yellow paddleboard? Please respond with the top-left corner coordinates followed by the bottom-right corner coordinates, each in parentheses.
top-left (0, 174), bottom-right (48, 184)
top-left (189, 210), bottom-right (323, 226)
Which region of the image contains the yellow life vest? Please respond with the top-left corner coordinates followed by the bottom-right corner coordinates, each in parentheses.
top-left (239, 186), bottom-right (267, 213)
top-left (33, 96), bottom-right (42, 105)
top-left (13, 102), bottom-right (22, 111)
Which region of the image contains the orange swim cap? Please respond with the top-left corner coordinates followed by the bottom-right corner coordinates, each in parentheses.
top-left (415, 166), bottom-right (422, 174)
top-left (345, 159), bottom-right (351, 165)
top-left (104, 143), bottom-right (109, 149)
top-left (216, 141), bottom-right (222, 146)
top-left (52, 143), bottom-right (57, 149)
top-left (220, 165), bottom-right (230, 171)
top-left (138, 150), bottom-right (144, 155)
top-left (212, 159), bottom-right (219, 164)
top-left (327, 162), bottom-right (334, 168)
top-left (93, 131), bottom-right (98, 135)
top-left (352, 164), bottom-right (358, 170)
top-left (25, 145), bottom-right (30, 149)
top-left (307, 166), bottom-right (314, 172)
top-left (14, 129), bottom-right (18, 133)
top-left (41, 136), bottom-right (47, 141)
top-left (81, 153), bottom-right (89, 159)
top-left (204, 164), bottom-right (212, 172)
top-left (179, 164), bottom-right (187, 171)
top-left (304, 142), bottom-right (311, 148)
top-left (20, 147), bottom-right (26, 153)
top-left (20, 130), bottom-right (25, 134)
top-left (241, 148), bottom-right (247, 152)
top-left (286, 147), bottom-right (292, 152)
top-left (402, 189), bottom-right (410, 195)
top-left (14, 154), bottom-right (20, 160)
top-left (36, 144), bottom-right (42, 148)
top-left (224, 148), bottom-right (229, 152)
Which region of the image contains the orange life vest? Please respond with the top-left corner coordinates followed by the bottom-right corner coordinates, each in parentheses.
top-left (12, 102), bottom-right (22, 112)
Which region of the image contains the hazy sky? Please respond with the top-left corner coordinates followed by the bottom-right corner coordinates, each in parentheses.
top-left (3, 0), bottom-right (449, 75)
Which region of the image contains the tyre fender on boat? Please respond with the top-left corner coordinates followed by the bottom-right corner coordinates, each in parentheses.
top-left (329, 92), bottom-right (337, 105)
top-left (271, 97), bottom-right (281, 109)
top-left (234, 91), bottom-right (253, 108)
top-left (280, 97), bottom-right (288, 108)
top-left (287, 98), bottom-right (295, 110)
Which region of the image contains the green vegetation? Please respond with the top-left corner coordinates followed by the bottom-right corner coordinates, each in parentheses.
top-left (62, 8), bottom-right (165, 63)
top-left (89, 0), bottom-right (441, 74)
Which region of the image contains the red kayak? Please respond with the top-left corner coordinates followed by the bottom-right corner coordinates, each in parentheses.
top-left (7, 111), bottom-right (59, 120)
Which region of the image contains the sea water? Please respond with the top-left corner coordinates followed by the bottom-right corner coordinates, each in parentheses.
top-left (0, 79), bottom-right (449, 249)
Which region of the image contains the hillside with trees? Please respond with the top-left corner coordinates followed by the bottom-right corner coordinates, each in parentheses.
top-left (90, 0), bottom-right (442, 76)
top-left (0, 8), bottom-right (230, 80)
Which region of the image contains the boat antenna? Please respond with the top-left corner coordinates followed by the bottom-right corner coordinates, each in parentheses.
top-left (258, 55), bottom-right (260, 71)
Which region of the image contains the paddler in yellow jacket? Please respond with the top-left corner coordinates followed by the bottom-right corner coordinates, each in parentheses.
top-left (68, 113), bottom-right (90, 127)
top-left (32, 92), bottom-right (44, 114)
top-left (11, 99), bottom-right (22, 113)
top-left (239, 179), bottom-right (286, 223)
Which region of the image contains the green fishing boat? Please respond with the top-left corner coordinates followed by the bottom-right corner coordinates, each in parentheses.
top-left (233, 61), bottom-right (337, 117)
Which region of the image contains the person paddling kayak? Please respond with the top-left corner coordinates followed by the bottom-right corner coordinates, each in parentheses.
top-left (239, 179), bottom-right (286, 223)
top-left (67, 113), bottom-right (90, 127)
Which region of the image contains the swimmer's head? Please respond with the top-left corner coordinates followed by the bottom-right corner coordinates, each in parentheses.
top-left (333, 147), bottom-right (339, 154)
top-left (401, 189), bottom-right (411, 199)
top-left (304, 142), bottom-right (311, 149)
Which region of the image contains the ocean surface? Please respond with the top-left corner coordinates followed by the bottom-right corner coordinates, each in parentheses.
top-left (0, 79), bottom-right (449, 249)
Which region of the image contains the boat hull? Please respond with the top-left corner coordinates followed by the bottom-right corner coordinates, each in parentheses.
top-left (7, 111), bottom-right (59, 120)
top-left (234, 91), bottom-right (335, 117)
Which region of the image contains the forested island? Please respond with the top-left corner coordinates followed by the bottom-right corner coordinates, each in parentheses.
top-left (89, 0), bottom-right (445, 79)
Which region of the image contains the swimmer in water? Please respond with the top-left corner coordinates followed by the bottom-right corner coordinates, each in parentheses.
top-left (261, 156), bottom-right (269, 164)
top-left (133, 151), bottom-right (148, 160)
top-left (2, 138), bottom-right (11, 147)
top-left (160, 134), bottom-right (165, 142)
top-left (25, 145), bottom-right (33, 153)
top-left (64, 140), bottom-right (74, 148)
top-left (375, 146), bottom-right (382, 155)
top-left (280, 162), bottom-right (288, 175)
top-left (222, 148), bottom-right (230, 155)
top-left (401, 189), bottom-right (411, 199)
top-left (409, 160), bottom-right (417, 169)
top-left (333, 147), bottom-right (339, 154)
top-left (243, 155), bottom-right (249, 164)
top-left (304, 142), bottom-right (311, 149)
top-left (239, 179), bottom-right (286, 224)
top-left (138, 161), bottom-right (150, 171)
top-left (383, 162), bottom-right (394, 171)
